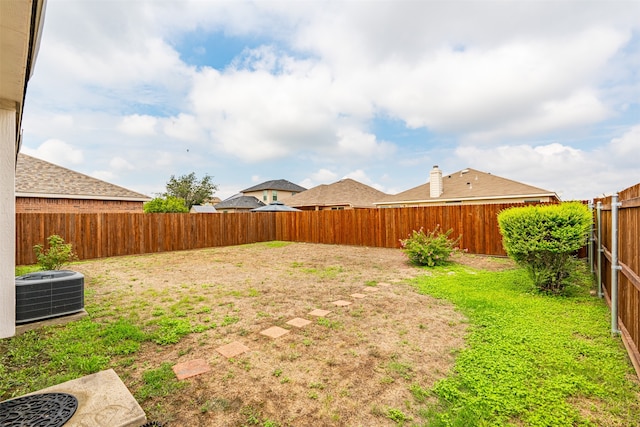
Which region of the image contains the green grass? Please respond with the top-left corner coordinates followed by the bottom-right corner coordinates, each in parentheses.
top-left (136, 362), bottom-right (187, 401)
top-left (411, 262), bottom-right (640, 427)
top-left (15, 264), bottom-right (42, 276)
top-left (0, 317), bottom-right (147, 399)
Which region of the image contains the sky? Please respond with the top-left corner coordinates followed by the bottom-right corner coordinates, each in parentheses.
top-left (21, 0), bottom-right (640, 202)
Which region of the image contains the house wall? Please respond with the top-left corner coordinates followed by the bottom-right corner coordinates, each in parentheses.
top-left (296, 205), bottom-right (362, 211)
top-left (1, 106), bottom-right (16, 338)
top-left (16, 197), bottom-right (144, 213)
top-left (378, 195), bottom-right (556, 208)
top-left (244, 190), bottom-right (300, 205)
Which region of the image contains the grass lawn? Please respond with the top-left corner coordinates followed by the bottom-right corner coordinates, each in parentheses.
top-left (412, 262), bottom-right (640, 426)
top-left (2, 244), bottom-right (639, 426)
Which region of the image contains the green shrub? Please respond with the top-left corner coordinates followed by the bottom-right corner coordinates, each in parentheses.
top-left (498, 202), bottom-right (591, 293)
top-left (143, 196), bottom-right (188, 213)
top-left (400, 226), bottom-right (461, 267)
top-left (33, 234), bottom-right (77, 270)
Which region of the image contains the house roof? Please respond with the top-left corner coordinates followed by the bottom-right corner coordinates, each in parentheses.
top-left (190, 205), bottom-right (218, 213)
top-left (214, 195), bottom-right (266, 209)
top-left (241, 179), bottom-right (307, 193)
top-left (376, 168), bottom-right (558, 205)
top-left (15, 153), bottom-right (151, 202)
top-left (288, 178), bottom-right (389, 209)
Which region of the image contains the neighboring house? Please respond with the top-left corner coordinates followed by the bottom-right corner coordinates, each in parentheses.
top-left (190, 205), bottom-right (217, 213)
top-left (288, 178), bottom-right (389, 211)
top-left (374, 165), bottom-right (560, 208)
top-left (241, 179), bottom-right (307, 205)
top-left (214, 195), bottom-right (265, 213)
top-left (15, 154), bottom-right (151, 213)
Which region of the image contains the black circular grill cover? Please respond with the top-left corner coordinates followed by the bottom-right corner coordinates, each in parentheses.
top-left (0, 393), bottom-right (78, 427)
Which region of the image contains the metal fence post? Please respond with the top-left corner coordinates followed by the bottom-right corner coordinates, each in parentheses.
top-left (611, 194), bottom-right (621, 336)
top-left (597, 201), bottom-right (603, 298)
top-left (588, 200), bottom-right (594, 274)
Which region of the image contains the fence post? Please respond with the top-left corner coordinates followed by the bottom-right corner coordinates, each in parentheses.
top-left (611, 193), bottom-right (621, 336)
top-left (596, 201), bottom-right (603, 298)
top-left (588, 200), bottom-right (594, 274)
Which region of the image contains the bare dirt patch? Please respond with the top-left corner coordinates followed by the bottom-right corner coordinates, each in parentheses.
top-left (72, 243), bottom-right (511, 426)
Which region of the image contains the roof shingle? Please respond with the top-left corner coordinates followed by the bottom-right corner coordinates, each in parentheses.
top-left (15, 154), bottom-right (151, 201)
top-left (214, 195), bottom-right (265, 209)
top-left (241, 179), bottom-right (307, 193)
top-left (288, 179), bottom-right (388, 208)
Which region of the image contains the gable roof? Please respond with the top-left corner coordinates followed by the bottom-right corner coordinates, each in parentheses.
top-left (241, 179), bottom-right (307, 193)
top-left (214, 195), bottom-right (266, 209)
top-left (288, 178), bottom-right (389, 209)
top-left (15, 154), bottom-right (151, 201)
top-left (376, 168), bottom-right (558, 205)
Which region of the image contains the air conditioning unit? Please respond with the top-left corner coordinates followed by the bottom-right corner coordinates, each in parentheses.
top-left (15, 270), bottom-right (84, 324)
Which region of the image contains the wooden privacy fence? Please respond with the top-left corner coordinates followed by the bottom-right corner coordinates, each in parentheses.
top-left (15, 203), bottom-right (524, 265)
top-left (592, 182), bottom-right (640, 377)
top-left (16, 212), bottom-right (277, 265)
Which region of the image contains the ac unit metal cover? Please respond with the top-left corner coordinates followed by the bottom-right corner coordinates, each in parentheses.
top-left (15, 270), bottom-right (84, 324)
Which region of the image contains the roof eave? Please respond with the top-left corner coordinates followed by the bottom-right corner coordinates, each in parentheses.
top-left (15, 192), bottom-right (151, 202)
top-left (374, 193), bottom-right (559, 206)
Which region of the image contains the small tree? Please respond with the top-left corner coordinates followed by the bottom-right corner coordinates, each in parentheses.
top-left (33, 234), bottom-right (78, 270)
top-left (143, 196), bottom-right (189, 213)
top-left (400, 225), bottom-right (461, 267)
top-left (498, 202), bottom-right (591, 293)
top-left (164, 172), bottom-right (217, 210)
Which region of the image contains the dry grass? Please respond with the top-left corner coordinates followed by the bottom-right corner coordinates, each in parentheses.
top-left (68, 242), bottom-right (510, 426)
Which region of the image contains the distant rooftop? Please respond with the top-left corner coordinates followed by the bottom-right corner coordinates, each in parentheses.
top-left (241, 179), bottom-right (307, 193)
top-left (16, 154), bottom-right (151, 201)
top-left (214, 195), bottom-right (265, 209)
top-left (288, 178), bottom-right (388, 209)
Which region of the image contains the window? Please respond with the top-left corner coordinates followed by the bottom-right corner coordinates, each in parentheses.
top-left (272, 190), bottom-right (278, 202)
top-left (263, 190), bottom-right (267, 202)
top-left (331, 206), bottom-right (345, 210)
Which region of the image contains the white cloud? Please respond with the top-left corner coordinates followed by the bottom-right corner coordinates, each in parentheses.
top-left (343, 169), bottom-right (385, 192)
top-left (155, 152), bottom-right (174, 167)
top-left (609, 125), bottom-right (640, 163)
top-left (162, 114), bottom-right (204, 142)
top-left (118, 115), bottom-right (158, 136)
top-left (334, 127), bottom-right (396, 158)
top-left (21, 139), bottom-right (84, 166)
top-left (109, 157), bottom-right (135, 171)
top-left (311, 169), bottom-right (338, 183)
top-left (91, 170), bottom-right (116, 182)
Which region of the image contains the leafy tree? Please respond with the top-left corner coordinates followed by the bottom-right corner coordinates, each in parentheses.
top-left (143, 196), bottom-right (189, 213)
top-left (164, 172), bottom-right (217, 210)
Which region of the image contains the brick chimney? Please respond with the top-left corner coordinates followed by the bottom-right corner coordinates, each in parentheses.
top-left (429, 165), bottom-right (443, 198)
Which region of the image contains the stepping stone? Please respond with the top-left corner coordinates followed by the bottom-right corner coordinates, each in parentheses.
top-left (332, 300), bottom-right (352, 307)
top-left (362, 287), bottom-right (379, 292)
top-left (350, 293), bottom-right (366, 299)
top-left (172, 358), bottom-right (210, 380)
top-left (260, 326), bottom-right (290, 338)
top-left (216, 341), bottom-right (250, 358)
top-left (378, 282), bottom-right (391, 287)
top-left (309, 309), bottom-right (332, 317)
top-left (286, 317), bottom-right (312, 328)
